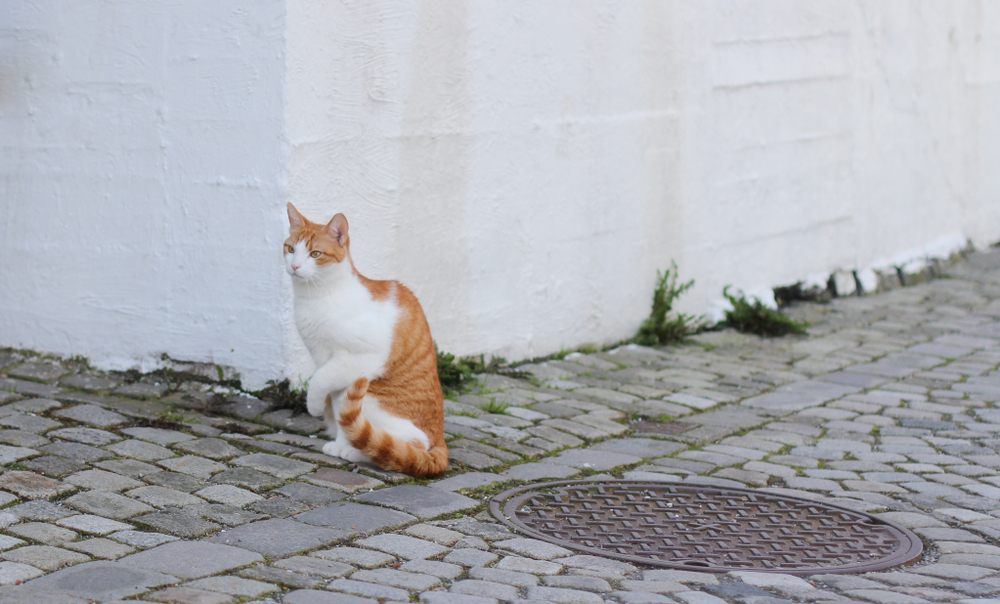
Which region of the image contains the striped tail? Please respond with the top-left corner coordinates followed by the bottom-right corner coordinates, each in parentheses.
top-left (338, 378), bottom-right (449, 478)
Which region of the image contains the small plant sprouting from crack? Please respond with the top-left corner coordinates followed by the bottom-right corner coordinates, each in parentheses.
top-left (478, 397), bottom-right (509, 415)
top-left (634, 261), bottom-right (705, 346)
top-left (721, 286), bottom-right (809, 337)
top-left (251, 378), bottom-right (307, 413)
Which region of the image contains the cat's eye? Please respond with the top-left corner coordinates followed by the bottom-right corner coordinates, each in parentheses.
top-left (284, 245), bottom-right (294, 253)
top-left (310, 251), bottom-right (322, 258)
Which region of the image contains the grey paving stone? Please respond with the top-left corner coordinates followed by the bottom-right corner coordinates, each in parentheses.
top-left (40, 441), bottom-right (113, 462)
top-left (468, 566), bottom-right (540, 587)
top-left (231, 452), bottom-right (316, 478)
top-left (422, 593), bottom-right (498, 604)
top-left (353, 567), bottom-right (441, 590)
top-left (442, 518), bottom-right (513, 541)
top-left (285, 589), bottom-right (376, 604)
top-left (543, 575), bottom-right (613, 592)
top-left (251, 497), bottom-right (312, 518)
top-left (105, 439), bottom-right (174, 461)
top-left (20, 456), bottom-right (88, 480)
top-left (64, 469), bottom-right (144, 492)
top-left (0, 377), bottom-right (63, 397)
top-left (194, 484), bottom-right (264, 506)
top-left (311, 546), bottom-right (396, 569)
top-left (121, 427), bottom-right (196, 445)
top-left (294, 501), bottom-right (415, 534)
top-left (49, 426), bottom-right (121, 446)
top-left (0, 470), bottom-right (75, 499)
top-left (0, 428), bottom-right (51, 448)
top-left (63, 537), bottom-right (135, 559)
top-left (448, 447), bottom-right (504, 470)
top-left (53, 405), bottom-right (128, 428)
top-left (187, 503), bottom-right (267, 526)
top-left (66, 490), bottom-right (154, 519)
top-left (302, 467), bottom-right (384, 492)
top-left (742, 381), bottom-right (860, 414)
top-left (450, 579), bottom-right (519, 600)
top-left (220, 395), bottom-right (274, 420)
top-left (527, 425), bottom-right (585, 447)
top-left (545, 448), bottom-right (642, 470)
top-left (258, 408), bottom-right (325, 434)
top-left (145, 470), bottom-right (207, 492)
top-left (188, 468), bottom-right (273, 499)
top-left (208, 518), bottom-right (347, 557)
top-left (6, 500), bottom-right (73, 521)
top-left (0, 544), bottom-right (90, 570)
top-left (405, 523), bottom-right (465, 545)
top-left (494, 537), bottom-right (573, 560)
top-left (525, 585), bottom-right (605, 603)
top-left (354, 484), bottom-right (477, 520)
top-left (186, 575), bottom-right (280, 598)
top-left (400, 558), bottom-right (464, 580)
top-left (145, 586), bottom-right (234, 604)
top-left (817, 371), bottom-right (891, 388)
top-left (95, 459), bottom-right (164, 480)
top-left (443, 548), bottom-right (500, 567)
top-left (132, 509), bottom-right (221, 538)
top-left (495, 555), bottom-right (563, 575)
top-left (127, 485), bottom-right (206, 507)
top-left (175, 437), bottom-right (244, 460)
top-left (327, 578), bottom-right (410, 601)
top-left (428, 472), bottom-right (505, 493)
top-left (274, 481), bottom-right (347, 505)
top-left (8, 522), bottom-right (78, 545)
top-left (56, 514), bottom-right (133, 535)
top-left (0, 413), bottom-right (62, 433)
top-left (273, 556), bottom-right (354, 578)
top-left (559, 554), bottom-right (637, 576)
top-left (19, 560), bottom-right (176, 600)
top-left (119, 540), bottom-right (262, 579)
top-left (59, 374), bottom-right (119, 392)
top-left (590, 438), bottom-right (686, 458)
top-left (501, 462), bottom-right (580, 481)
top-left (7, 361), bottom-right (71, 383)
top-left (113, 382), bottom-right (169, 398)
top-left (355, 533), bottom-right (448, 560)
top-left (108, 530), bottom-right (179, 548)
top-left (158, 455), bottom-right (227, 479)
top-left (239, 564), bottom-right (326, 589)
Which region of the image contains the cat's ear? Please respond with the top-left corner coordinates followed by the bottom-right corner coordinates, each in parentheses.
top-left (328, 213), bottom-right (349, 247)
top-left (287, 203), bottom-right (306, 231)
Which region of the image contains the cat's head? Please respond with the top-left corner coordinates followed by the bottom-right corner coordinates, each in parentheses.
top-left (284, 203), bottom-right (351, 281)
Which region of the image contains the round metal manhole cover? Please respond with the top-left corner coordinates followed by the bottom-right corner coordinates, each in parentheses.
top-left (489, 480), bottom-right (923, 575)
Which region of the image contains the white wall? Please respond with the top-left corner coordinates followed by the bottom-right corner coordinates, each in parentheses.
top-left (0, 1), bottom-right (289, 385)
top-left (2, 1), bottom-right (999, 388)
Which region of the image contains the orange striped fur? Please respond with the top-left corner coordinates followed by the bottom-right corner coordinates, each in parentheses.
top-left (285, 203), bottom-right (448, 478)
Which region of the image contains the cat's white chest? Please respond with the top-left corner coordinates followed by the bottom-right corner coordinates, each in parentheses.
top-left (294, 276), bottom-right (399, 369)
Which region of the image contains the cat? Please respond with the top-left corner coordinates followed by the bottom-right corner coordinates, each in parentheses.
top-left (283, 203), bottom-right (449, 478)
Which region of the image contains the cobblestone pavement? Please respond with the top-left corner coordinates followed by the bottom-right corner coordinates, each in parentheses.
top-left (1, 249), bottom-right (1000, 604)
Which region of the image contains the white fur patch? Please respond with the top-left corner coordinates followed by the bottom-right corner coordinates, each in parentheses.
top-left (359, 395), bottom-right (431, 450)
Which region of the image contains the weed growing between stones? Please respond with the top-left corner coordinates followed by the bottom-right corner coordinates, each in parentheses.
top-left (635, 261), bottom-right (705, 346)
top-left (478, 398), bottom-right (509, 415)
top-left (436, 346), bottom-right (529, 398)
top-left (251, 378), bottom-right (307, 413)
top-left (721, 286), bottom-right (809, 337)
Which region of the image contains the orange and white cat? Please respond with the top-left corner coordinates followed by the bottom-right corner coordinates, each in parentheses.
top-left (284, 203), bottom-right (448, 478)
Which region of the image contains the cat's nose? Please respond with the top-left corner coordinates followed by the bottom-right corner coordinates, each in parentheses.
top-left (292, 264), bottom-right (301, 271)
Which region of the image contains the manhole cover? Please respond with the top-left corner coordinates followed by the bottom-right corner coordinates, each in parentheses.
top-left (489, 480), bottom-right (922, 574)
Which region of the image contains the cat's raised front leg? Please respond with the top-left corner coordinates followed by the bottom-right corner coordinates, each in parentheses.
top-left (305, 353), bottom-right (381, 417)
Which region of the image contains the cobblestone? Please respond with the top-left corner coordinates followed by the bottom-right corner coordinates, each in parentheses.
top-left (0, 250), bottom-right (999, 602)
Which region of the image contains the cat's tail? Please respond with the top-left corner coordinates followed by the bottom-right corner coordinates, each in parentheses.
top-left (338, 377), bottom-right (449, 478)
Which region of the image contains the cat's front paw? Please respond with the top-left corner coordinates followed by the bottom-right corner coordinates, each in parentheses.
top-left (322, 440), bottom-right (367, 463)
top-left (322, 440), bottom-right (346, 457)
top-left (306, 386), bottom-right (328, 417)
